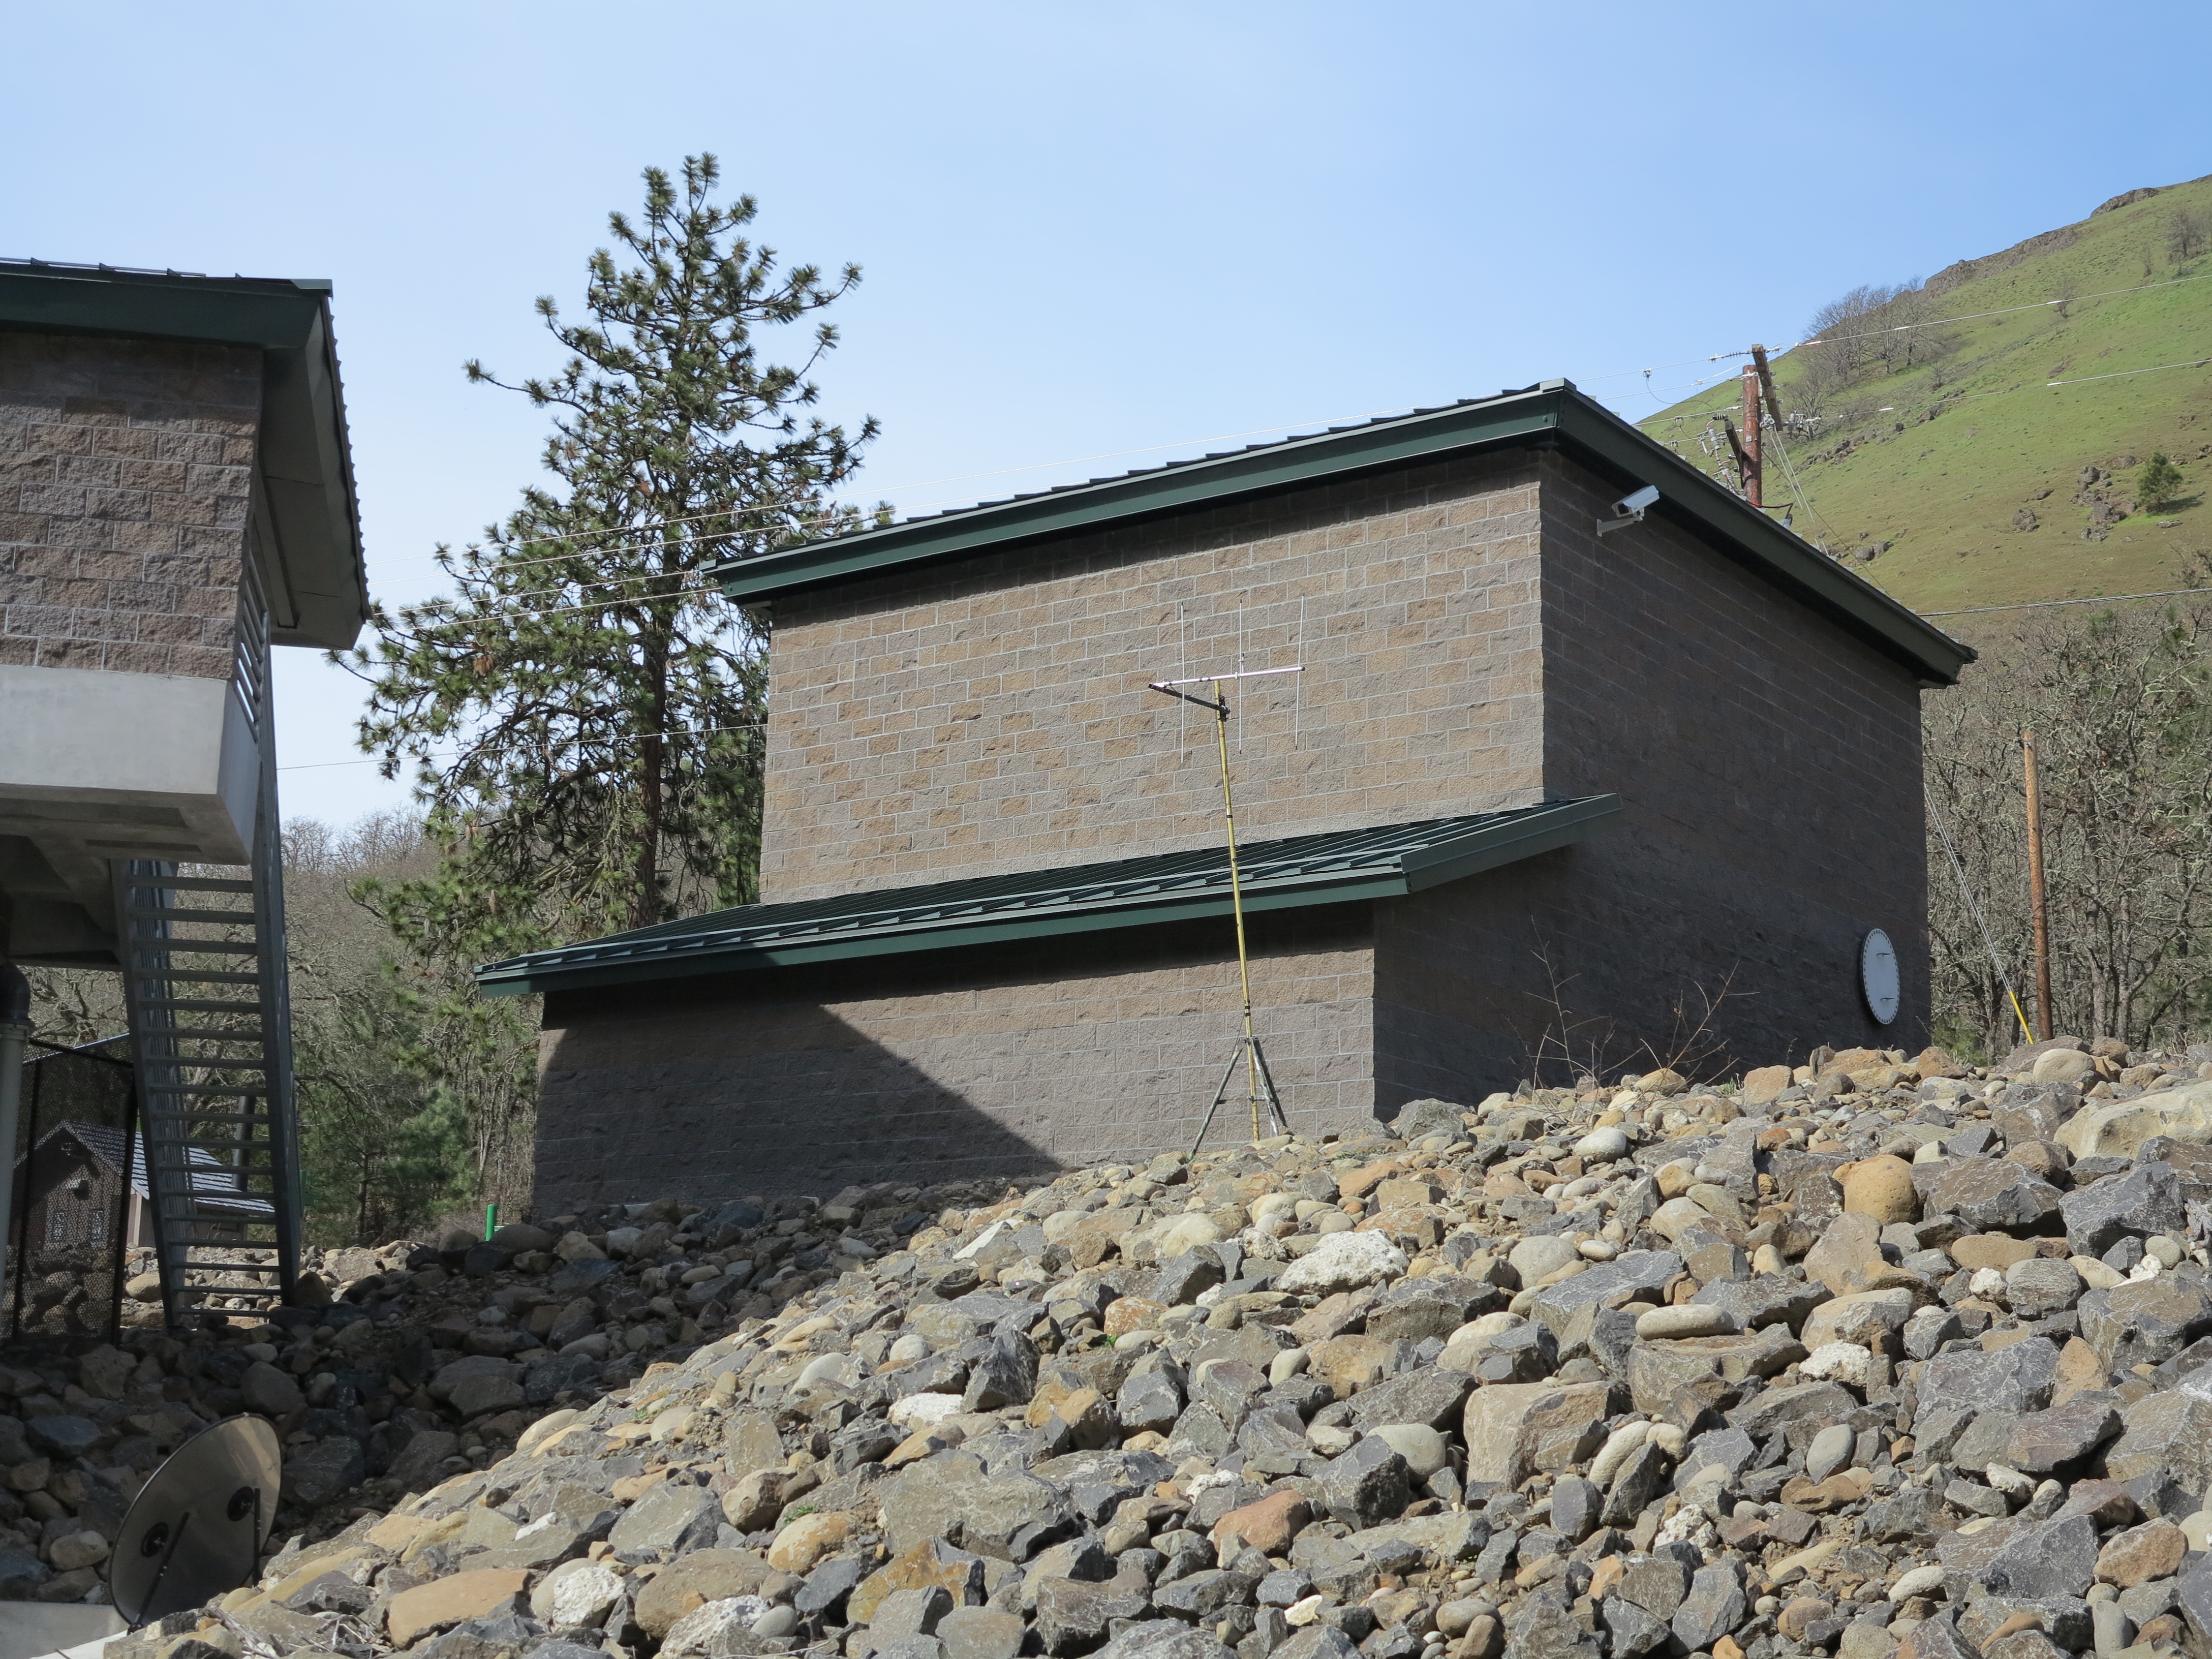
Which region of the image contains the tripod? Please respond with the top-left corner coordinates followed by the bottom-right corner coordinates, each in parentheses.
top-left (1146, 668), bottom-right (1299, 1151)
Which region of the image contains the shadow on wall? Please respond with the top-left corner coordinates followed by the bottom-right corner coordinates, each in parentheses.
top-left (529, 909), bottom-right (1379, 1211)
top-left (532, 998), bottom-right (1063, 1214)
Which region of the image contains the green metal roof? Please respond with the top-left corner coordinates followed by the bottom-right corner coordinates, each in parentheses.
top-left (715, 380), bottom-right (1971, 685)
top-left (0, 259), bottom-right (368, 650)
top-left (475, 795), bottom-right (1621, 997)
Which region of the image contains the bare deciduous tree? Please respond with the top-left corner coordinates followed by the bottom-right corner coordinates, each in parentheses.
top-left (1926, 583), bottom-right (2212, 1056)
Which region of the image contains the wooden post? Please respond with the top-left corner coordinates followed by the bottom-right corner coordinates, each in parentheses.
top-left (2021, 729), bottom-right (2054, 1040)
top-left (1739, 362), bottom-right (1763, 509)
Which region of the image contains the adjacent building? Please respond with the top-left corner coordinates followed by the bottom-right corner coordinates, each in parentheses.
top-left (481, 381), bottom-right (1971, 1207)
top-left (1, 260), bottom-right (368, 1323)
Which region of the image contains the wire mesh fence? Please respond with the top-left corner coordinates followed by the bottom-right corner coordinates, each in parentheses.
top-left (4, 1034), bottom-right (138, 1342)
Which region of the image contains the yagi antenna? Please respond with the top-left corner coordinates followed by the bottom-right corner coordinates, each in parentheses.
top-left (1144, 664), bottom-right (1302, 1151)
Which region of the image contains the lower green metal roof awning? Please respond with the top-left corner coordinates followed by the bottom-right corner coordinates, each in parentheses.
top-left (474, 795), bottom-right (1620, 997)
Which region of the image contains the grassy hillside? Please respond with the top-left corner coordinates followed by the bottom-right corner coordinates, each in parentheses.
top-left (1635, 175), bottom-right (2212, 624)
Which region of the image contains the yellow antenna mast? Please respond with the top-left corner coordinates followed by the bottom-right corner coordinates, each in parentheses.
top-left (1146, 665), bottom-right (1300, 1151)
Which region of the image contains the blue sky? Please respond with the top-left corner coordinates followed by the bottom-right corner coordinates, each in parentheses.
top-left (9, 2), bottom-right (2208, 826)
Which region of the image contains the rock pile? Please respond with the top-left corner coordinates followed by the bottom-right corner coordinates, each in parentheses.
top-left (36, 1032), bottom-right (2212, 1659)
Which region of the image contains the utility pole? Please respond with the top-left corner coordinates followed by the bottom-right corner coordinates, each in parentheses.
top-left (1738, 359), bottom-right (1763, 510)
top-left (2021, 729), bottom-right (2055, 1040)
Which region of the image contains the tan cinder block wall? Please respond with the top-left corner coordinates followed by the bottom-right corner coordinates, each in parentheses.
top-left (533, 913), bottom-right (1376, 1207)
top-left (758, 452), bottom-right (1545, 903)
top-left (0, 332), bottom-right (258, 675)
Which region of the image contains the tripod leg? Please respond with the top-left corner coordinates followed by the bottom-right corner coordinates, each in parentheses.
top-left (1249, 1035), bottom-right (1291, 1135)
top-left (1189, 1047), bottom-right (1246, 1160)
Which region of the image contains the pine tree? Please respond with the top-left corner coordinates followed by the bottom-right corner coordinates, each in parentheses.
top-left (345, 156), bottom-right (880, 959)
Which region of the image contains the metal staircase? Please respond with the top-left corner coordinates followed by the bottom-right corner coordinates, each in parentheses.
top-left (112, 572), bottom-right (301, 1327)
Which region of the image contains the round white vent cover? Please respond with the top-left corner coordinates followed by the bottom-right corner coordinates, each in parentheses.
top-left (1861, 929), bottom-right (1900, 1026)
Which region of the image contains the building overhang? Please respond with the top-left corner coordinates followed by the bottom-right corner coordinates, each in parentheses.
top-left (714, 380), bottom-right (1972, 686)
top-left (0, 259), bottom-right (370, 650)
top-left (475, 795), bottom-right (1621, 998)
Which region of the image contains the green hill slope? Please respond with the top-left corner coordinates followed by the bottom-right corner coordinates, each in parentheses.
top-left (1636, 175), bottom-right (2212, 623)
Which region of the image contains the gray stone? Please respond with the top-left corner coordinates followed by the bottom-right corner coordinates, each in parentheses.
top-left (1806, 1424), bottom-right (1855, 1483)
top-left (1117, 1363), bottom-right (1186, 1437)
top-left (1318, 1434), bottom-right (1410, 1528)
top-left (1549, 1477), bottom-right (1599, 1542)
top-left (873, 1586), bottom-right (955, 1639)
top-left (1152, 1569), bottom-right (1255, 1621)
top-left (1365, 1279), bottom-right (1493, 1344)
top-left (2006, 1258), bottom-right (2085, 1320)
top-left (1726, 1379), bottom-right (1858, 1439)
top-left (1615, 1555), bottom-right (1691, 1620)
top-left (1393, 1099), bottom-right (1467, 1142)
top-left (2064, 1162), bottom-right (2186, 1256)
top-left (608, 1480), bottom-right (719, 1556)
top-left (241, 1360), bottom-right (305, 1416)
top-left (1599, 1597), bottom-right (1670, 1658)
top-left (1602, 1442), bottom-right (1671, 1529)
top-left (2079, 1277), bottom-right (2212, 1372)
top-left (1504, 1591), bottom-right (1601, 1659)
top-left (1924, 1160), bottom-right (2066, 1232)
top-left (962, 1324), bottom-right (1040, 1411)
top-left (2005, 1398), bottom-right (2121, 1475)
top-left (281, 1436), bottom-right (365, 1507)
top-left (1152, 1250), bottom-right (1226, 1307)
top-left (1689, 1273), bottom-right (1823, 1333)
top-left (1344, 1367), bottom-right (1471, 1432)
top-left (1528, 1252), bottom-right (1681, 1335)
top-left (1671, 1562), bottom-right (1746, 1651)
top-left (1978, 1515), bottom-right (2099, 1601)
top-left (24, 1415), bottom-right (99, 1457)
top-left (1917, 1338), bottom-right (2061, 1417)
top-left (937, 1607), bottom-right (1025, 1659)
top-left (1094, 1620), bottom-right (1239, 1659)
top-left (1897, 1613), bottom-right (1978, 1659)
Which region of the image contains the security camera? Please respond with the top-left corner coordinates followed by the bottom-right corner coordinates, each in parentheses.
top-left (1597, 483), bottom-right (1660, 536)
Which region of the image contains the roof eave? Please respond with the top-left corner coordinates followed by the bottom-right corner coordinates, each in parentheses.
top-left (0, 263), bottom-right (370, 650)
top-left (476, 795), bottom-right (1623, 998)
top-left (711, 380), bottom-right (1970, 686)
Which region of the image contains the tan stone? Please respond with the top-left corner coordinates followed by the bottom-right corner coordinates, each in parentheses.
top-left (1374, 1177), bottom-right (1443, 1211)
top-left (635, 1548), bottom-right (772, 1639)
top-left (387, 1569), bottom-right (530, 1647)
top-left (1742, 1065), bottom-right (1793, 1105)
top-left (1948, 1234), bottom-right (2040, 1273)
top-left (2095, 1520), bottom-right (2187, 1588)
top-left (1841, 1155), bottom-right (1919, 1223)
top-left (1103, 1298), bottom-right (1167, 1337)
top-left (1912, 1047), bottom-right (1964, 1079)
top-left (849, 1537), bottom-right (988, 1627)
top-left (1211, 1489), bottom-right (1311, 1555)
top-left (765, 1509), bottom-right (851, 1574)
top-left (1337, 1159), bottom-right (1407, 1200)
top-left (1311, 1335), bottom-right (1396, 1398)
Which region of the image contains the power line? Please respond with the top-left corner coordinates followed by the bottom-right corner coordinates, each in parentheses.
top-left (1922, 586), bottom-right (2211, 620)
top-left (279, 718), bottom-right (765, 773)
top-left (1796, 269), bottom-right (2212, 351)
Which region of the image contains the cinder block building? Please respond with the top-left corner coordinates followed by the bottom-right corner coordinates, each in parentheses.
top-left (481, 382), bottom-right (1970, 1206)
top-left (0, 259), bottom-right (368, 1325)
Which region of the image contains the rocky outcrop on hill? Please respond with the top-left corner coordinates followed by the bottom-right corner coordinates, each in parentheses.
top-left (21, 1032), bottom-right (2212, 1659)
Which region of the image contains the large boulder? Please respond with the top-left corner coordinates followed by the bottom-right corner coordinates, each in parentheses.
top-left (2059, 1081), bottom-right (2212, 1160)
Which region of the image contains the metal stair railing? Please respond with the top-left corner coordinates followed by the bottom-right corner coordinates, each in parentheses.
top-left (110, 567), bottom-right (301, 1327)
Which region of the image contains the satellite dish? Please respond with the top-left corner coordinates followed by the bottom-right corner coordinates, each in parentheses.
top-left (109, 1416), bottom-right (281, 1627)
top-left (1861, 929), bottom-right (1901, 1026)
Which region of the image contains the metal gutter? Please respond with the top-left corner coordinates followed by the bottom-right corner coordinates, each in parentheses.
top-left (475, 796), bottom-right (1621, 998)
top-left (0, 260), bottom-right (368, 650)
